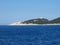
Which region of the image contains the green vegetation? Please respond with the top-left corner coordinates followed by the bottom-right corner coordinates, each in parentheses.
top-left (50, 17), bottom-right (60, 24)
top-left (22, 17), bottom-right (60, 24)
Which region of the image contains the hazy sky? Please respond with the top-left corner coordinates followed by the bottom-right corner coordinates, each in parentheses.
top-left (0, 0), bottom-right (60, 25)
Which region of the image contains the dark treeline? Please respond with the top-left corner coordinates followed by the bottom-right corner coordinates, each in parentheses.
top-left (22, 17), bottom-right (60, 24)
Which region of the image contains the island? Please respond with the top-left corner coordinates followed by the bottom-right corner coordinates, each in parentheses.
top-left (9, 17), bottom-right (60, 25)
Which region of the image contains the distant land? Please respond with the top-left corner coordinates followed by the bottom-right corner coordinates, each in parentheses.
top-left (10, 17), bottom-right (60, 25)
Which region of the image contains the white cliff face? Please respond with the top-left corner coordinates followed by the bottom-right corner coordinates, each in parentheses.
top-left (9, 22), bottom-right (22, 25)
top-left (9, 22), bottom-right (60, 26)
top-left (9, 22), bottom-right (38, 25)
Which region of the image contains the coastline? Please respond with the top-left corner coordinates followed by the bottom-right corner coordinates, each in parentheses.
top-left (9, 24), bottom-right (60, 26)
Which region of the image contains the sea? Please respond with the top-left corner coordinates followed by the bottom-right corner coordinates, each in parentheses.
top-left (0, 25), bottom-right (60, 45)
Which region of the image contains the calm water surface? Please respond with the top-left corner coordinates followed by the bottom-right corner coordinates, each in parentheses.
top-left (0, 25), bottom-right (60, 45)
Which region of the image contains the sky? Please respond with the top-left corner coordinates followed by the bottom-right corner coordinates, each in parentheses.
top-left (0, 0), bottom-right (60, 25)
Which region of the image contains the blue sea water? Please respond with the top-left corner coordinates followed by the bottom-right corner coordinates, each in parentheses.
top-left (0, 25), bottom-right (60, 45)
